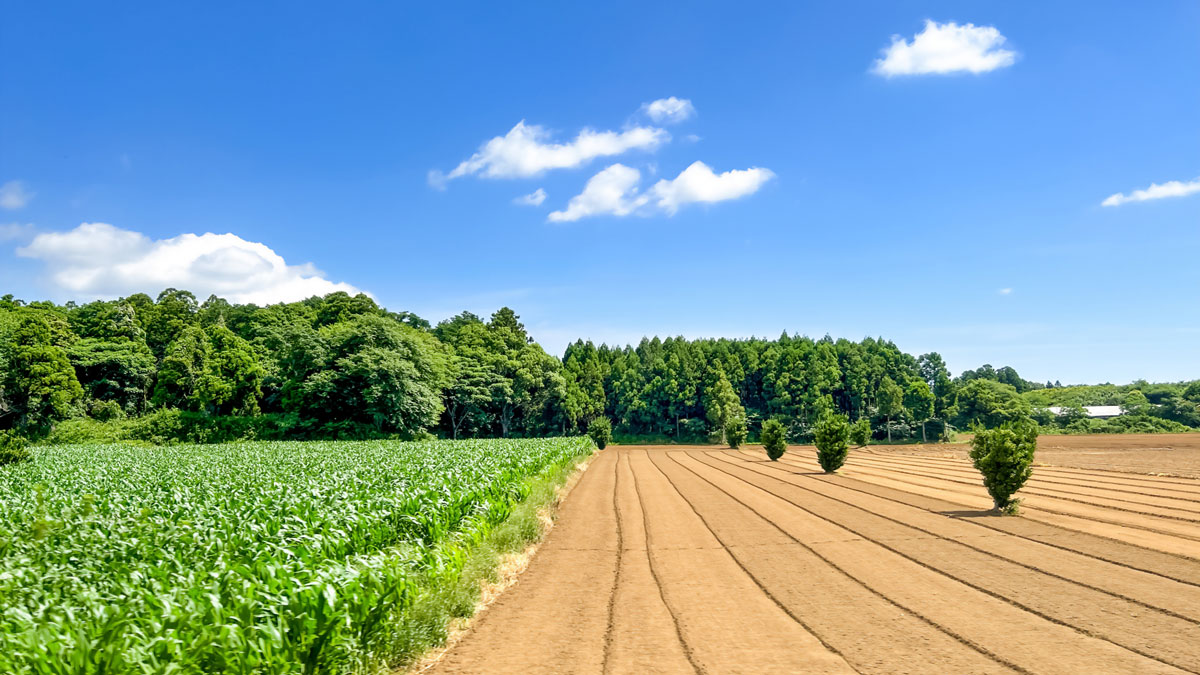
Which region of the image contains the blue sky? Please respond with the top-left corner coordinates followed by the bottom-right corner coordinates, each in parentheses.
top-left (2, 1), bottom-right (1198, 384)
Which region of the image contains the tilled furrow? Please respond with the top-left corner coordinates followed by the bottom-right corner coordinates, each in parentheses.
top-left (663, 451), bottom-right (1187, 674)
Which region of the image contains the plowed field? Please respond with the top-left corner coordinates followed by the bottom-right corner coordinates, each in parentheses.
top-left (428, 441), bottom-right (1200, 674)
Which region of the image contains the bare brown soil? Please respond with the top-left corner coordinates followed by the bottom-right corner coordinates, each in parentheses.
top-left (877, 432), bottom-right (1200, 478)
top-left (429, 441), bottom-right (1200, 674)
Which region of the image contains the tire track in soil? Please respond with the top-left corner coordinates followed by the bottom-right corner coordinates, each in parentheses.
top-left (745, 450), bottom-right (1200, 553)
top-left (662, 450), bottom-right (1188, 675)
top-left (849, 454), bottom-right (1200, 513)
top-left (723, 451), bottom-right (1200, 588)
top-left (698, 452), bottom-right (1200, 625)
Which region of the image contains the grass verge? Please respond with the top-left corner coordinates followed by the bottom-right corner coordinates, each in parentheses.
top-left (393, 452), bottom-right (592, 673)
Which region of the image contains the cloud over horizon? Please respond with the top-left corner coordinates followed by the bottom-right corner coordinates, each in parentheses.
top-left (873, 20), bottom-right (1016, 77)
top-left (17, 223), bottom-right (363, 304)
top-left (1102, 177), bottom-right (1200, 207)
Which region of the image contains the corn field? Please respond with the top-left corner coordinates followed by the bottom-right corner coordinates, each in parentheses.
top-left (0, 438), bottom-right (593, 674)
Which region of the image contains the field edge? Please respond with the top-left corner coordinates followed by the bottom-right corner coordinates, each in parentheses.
top-left (397, 449), bottom-right (596, 673)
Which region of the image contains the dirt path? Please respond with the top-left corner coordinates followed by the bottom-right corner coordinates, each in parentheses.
top-left (427, 446), bottom-right (1200, 674)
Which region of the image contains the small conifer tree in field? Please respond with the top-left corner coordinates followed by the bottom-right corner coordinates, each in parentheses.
top-left (969, 419), bottom-right (1037, 514)
top-left (814, 413), bottom-right (850, 473)
top-left (760, 419), bottom-right (787, 461)
top-left (849, 418), bottom-right (871, 447)
top-left (588, 417), bottom-right (612, 450)
top-left (725, 415), bottom-right (747, 449)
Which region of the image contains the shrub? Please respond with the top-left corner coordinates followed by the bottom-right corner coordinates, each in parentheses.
top-left (849, 418), bottom-right (871, 447)
top-left (0, 431), bottom-right (31, 466)
top-left (88, 399), bottom-right (125, 422)
top-left (814, 413), bottom-right (850, 473)
top-left (969, 419), bottom-right (1038, 514)
top-left (725, 415), bottom-right (747, 449)
top-left (588, 417), bottom-right (612, 450)
top-left (760, 419), bottom-right (787, 461)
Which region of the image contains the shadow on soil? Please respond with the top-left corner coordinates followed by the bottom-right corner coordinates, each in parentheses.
top-left (939, 509), bottom-right (1001, 519)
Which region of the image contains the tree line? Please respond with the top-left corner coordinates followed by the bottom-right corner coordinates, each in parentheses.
top-left (1, 289), bottom-right (1197, 444)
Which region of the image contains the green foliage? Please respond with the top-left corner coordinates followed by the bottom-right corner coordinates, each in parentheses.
top-left (725, 414), bottom-right (748, 449)
top-left (68, 338), bottom-right (155, 414)
top-left (904, 379), bottom-right (935, 442)
top-left (1121, 389), bottom-right (1150, 416)
top-left (969, 420), bottom-right (1038, 513)
top-left (704, 369), bottom-right (744, 444)
top-left (1, 314), bottom-right (84, 430)
top-left (4, 289), bottom-right (1196, 447)
top-left (0, 430), bottom-right (30, 465)
top-left (849, 418), bottom-right (871, 447)
top-left (956, 379), bottom-right (1031, 429)
top-left (291, 314), bottom-right (449, 436)
top-left (877, 375), bottom-right (906, 442)
top-left (588, 416), bottom-right (612, 449)
top-left (87, 399), bottom-right (125, 422)
top-left (0, 438), bottom-right (592, 673)
top-left (813, 412), bottom-right (850, 472)
top-left (761, 418), bottom-right (787, 460)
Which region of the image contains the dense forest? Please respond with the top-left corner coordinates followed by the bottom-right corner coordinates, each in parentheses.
top-left (1, 289), bottom-right (1197, 445)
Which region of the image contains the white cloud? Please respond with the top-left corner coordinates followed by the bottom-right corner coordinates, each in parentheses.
top-left (513, 188), bottom-right (547, 206)
top-left (17, 222), bottom-right (363, 304)
top-left (642, 97), bottom-right (696, 124)
top-left (1101, 177), bottom-right (1200, 207)
top-left (548, 161), bottom-right (774, 222)
top-left (998, 288), bottom-right (1013, 296)
top-left (442, 120), bottom-right (668, 181)
top-left (650, 161), bottom-right (774, 214)
top-left (0, 223), bottom-right (35, 242)
top-left (0, 181), bottom-right (34, 210)
top-left (548, 164), bottom-right (648, 223)
top-left (873, 20), bottom-right (1016, 77)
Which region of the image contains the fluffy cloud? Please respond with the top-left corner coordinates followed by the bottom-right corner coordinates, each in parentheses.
top-left (548, 164), bottom-right (648, 222)
top-left (548, 161), bottom-right (773, 222)
top-left (17, 223), bottom-right (363, 304)
top-left (1101, 177), bottom-right (1200, 207)
top-left (437, 121), bottom-right (668, 183)
top-left (0, 181), bottom-right (34, 210)
top-left (873, 20), bottom-right (1016, 77)
top-left (650, 161), bottom-right (775, 215)
top-left (513, 188), bottom-right (547, 206)
top-left (642, 97), bottom-right (696, 124)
